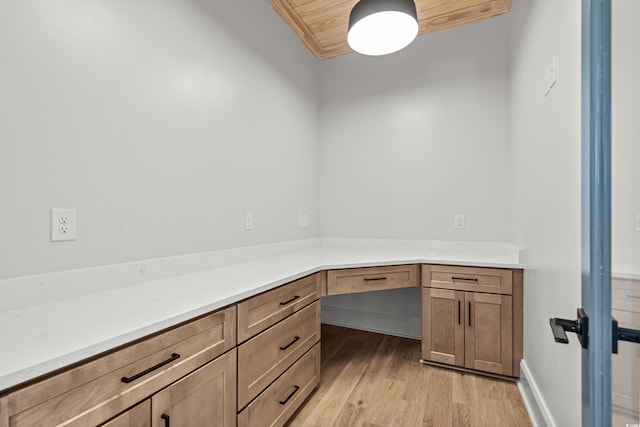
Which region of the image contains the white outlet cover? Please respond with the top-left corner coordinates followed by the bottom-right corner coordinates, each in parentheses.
top-left (245, 212), bottom-right (254, 231)
top-left (51, 208), bottom-right (77, 241)
top-left (454, 214), bottom-right (465, 230)
top-left (635, 213), bottom-right (640, 232)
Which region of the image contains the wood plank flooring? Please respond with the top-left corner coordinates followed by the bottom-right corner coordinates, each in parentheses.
top-left (287, 325), bottom-right (531, 427)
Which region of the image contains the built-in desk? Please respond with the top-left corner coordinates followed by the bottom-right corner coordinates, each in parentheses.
top-left (0, 242), bottom-right (523, 426)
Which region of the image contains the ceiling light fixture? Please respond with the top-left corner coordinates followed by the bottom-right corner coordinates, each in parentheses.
top-left (347, 0), bottom-right (419, 56)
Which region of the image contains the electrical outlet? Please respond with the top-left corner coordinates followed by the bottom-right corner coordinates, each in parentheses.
top-left (298, 213), bottom-right (309, 228)
top-left (635, 213), bottom-right (640, 232)
top-left (51, 208), bottom-right (77, 241)
top-left (245, 212), bottom-right (254, 231)
top-left (454, 214), bottom-right (465, 230)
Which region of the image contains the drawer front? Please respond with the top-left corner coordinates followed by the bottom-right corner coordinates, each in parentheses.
top-left (238, 301), bottom-right (320, 409)
top-left (612, 278), bottom-right (640, 313)
top-left (6, 306), bottom-right (236, 427)
top-left (327, 264), bottom-right (419, 295)
top-left (238, 273), bottom-right (321, 342)
top-left (238, 344), bottom-right (320, 427)
top-left (424, 265), bottom-right (513, 295)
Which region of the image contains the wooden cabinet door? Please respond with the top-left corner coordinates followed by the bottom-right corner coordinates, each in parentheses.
top-left (151, 349), bottom-right (236, 427)
top-left (421, 288), bottom-right (464, 366)
top-left (464, 292), bottom-right (513, 376)
top-left (101, 401), bottom-right (150, 427)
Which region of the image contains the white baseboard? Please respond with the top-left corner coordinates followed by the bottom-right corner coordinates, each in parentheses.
top-left (321, 305), bottom-right (421, 340)
top-left (518, 359), bottom-right (556, 427)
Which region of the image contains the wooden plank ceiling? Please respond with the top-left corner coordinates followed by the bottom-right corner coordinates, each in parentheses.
top-left (269, 0), bottom-right (512, 59)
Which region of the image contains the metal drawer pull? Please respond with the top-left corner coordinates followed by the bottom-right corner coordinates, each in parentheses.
top-left (626, 294), bottom-right (640, 299)
top-left (364, 277), bottom-right (387, 281)
top-left (280, 336), bottom-right (300, 351)
top-left (280, 295), bottom-right (300, 306)
top-left (279, 385), bottom-right (300, 405)
top-left (121, 353), bottom-right (181, 383)
top-left (452, 277), bottom-right (479, 282)
top-left (161, 414), bottom-right (170, 427)
top-left (468, 302), bottom-right (472, 327)
top-left (458, 301), bottom-right (461, 325)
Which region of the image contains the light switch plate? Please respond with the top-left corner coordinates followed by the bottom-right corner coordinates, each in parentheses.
top-left (544, 55), bottom-right (558, 97)
top-left (298, 213), bottom-right (309, 228)
top-left (454, 214), bottom-right (465, 230)
top-left (635, 213), bottom-right (640, 232)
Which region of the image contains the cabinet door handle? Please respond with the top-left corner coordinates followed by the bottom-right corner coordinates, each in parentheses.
top-left (279, 385), bottom-right (300, 405)
top-left (453, 277), bottom-right (478, 283)
top-left (280, 336), bottom-right (300, 351)
top-left (457, 301), bottom-right (461, 325)
top-left (280, 295), bottom-right (300, 306)
top-left (161, 414), bottom-right (170, 427)
top-left (121, 353), bottom-right (180, 383)
top-left (468, 302), bottom-right (472, 327)
top-left (364, 277), bottom-right (387, 281)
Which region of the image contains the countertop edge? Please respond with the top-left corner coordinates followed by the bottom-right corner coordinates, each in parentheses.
top-left (0, 252), bottom-right (523, 392)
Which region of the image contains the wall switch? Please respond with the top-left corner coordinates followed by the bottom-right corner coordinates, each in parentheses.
top-left (51, 208), bottom-right (77, 241)
top-left (454, 214), bottom-right (465, 230)
top-left (636, 213), bottom-right (640, 232)
top-left (545, 55), bottom-right (558, 97)
top-left (245, 212), bottom-right (254, 231)
top-left (298, 213), bottom-right (309, 228)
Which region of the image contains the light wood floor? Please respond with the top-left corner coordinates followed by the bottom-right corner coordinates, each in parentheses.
top-left (287, 325), bottom-right (531, 427)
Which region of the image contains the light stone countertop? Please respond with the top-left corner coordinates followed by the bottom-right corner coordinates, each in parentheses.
top-left (0, 242), bottom-right (524, 392)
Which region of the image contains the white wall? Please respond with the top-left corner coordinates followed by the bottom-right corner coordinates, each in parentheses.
top-left (0, 0), bottom-right (320, 279)
top-left (508, 1), bottom-right (582, 426)
top-left (317, 16), bottom-right (512, 338)
top-left (319, 17), bottom-right (511, 242)
top-left (612, 0), bottom-right (640, 254)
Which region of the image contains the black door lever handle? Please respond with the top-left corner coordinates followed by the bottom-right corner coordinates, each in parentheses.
top-left (549, 318), bottom-right (574, 343)
top-left (549, 308), bottom-right (588, 349)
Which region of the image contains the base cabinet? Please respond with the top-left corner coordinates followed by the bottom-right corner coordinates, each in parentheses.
top-left (1, 306), bottom-right (236, 427)
top-left (101, 350), bottom-right (236, 427)
top-left (151, 349), bottom-right (236, 427)
top-left (421, 264), bottom-right (521, 378)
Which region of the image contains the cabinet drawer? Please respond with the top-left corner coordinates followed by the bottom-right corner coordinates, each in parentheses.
top-left (238, 344), bottom-right (320, 427)
top-left (5, 306), bottom-right (236, 427)
top-left (612, 278), bottom-right (640, 313)
top-left (327, 264), bottom-right (419, 295)
top-left (238, 301), bottom-right (320, 409)
top-left (424, 265), bottom-right (513, 295)
top-left (238, 273), bottom-right (321, 343)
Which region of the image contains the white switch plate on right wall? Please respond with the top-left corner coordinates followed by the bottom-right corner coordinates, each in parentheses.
top-left (544, 55), bottom-right (558, 97)
top-left (635, 213), bottom-right (640, 232)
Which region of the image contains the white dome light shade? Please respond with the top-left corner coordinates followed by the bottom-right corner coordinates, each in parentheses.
top-left (347, 0), bottom-right (418, 56)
